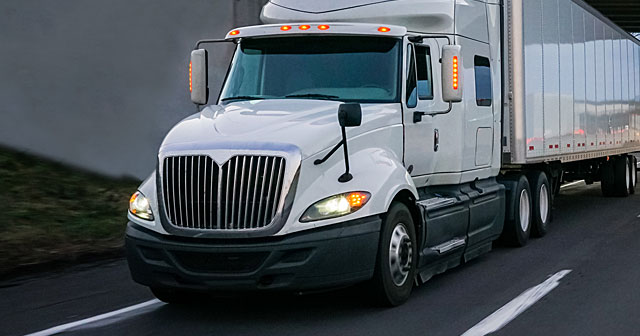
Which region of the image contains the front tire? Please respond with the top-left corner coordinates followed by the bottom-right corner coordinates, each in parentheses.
top-left (371, 202), bottom-right (417, 306)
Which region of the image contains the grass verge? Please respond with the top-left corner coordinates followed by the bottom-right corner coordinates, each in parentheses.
top-left (0, 147), bottom-right (139, 278)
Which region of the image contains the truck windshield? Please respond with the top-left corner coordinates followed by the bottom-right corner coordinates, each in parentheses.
top-left (219, 36), bottom-right (401, 104)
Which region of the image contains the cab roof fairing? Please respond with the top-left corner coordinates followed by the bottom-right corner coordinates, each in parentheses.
top-left (224, 23), bottom-right (408, 40)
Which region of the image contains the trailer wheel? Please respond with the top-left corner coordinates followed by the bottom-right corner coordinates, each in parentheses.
top-left (528, 171), bottom-right (551, 238)
top-left (601, 160), bottom-right (615, 197)
top-left (500, 175), bottom-right (532, 247)
top-left (371, 202), bottom-right (417, 306)
top-left (629, 156), bottom-right (637, 195)
top-left (613, 156), bottom-right (630, 197)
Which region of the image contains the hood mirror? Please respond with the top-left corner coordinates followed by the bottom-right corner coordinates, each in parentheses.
top-left (314, 103), bottom-right (363, 183)
top-left (338, 103), bottom-right (362, 128)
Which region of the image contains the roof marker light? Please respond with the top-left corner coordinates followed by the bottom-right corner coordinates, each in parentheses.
top-left (280, 25), bottom-right (292, 31)
top-left (299, 25), bottom-right (311, 30)
top-left (229, 30), bottom-right (240, 36)
top-left (318, 24), bottom-right (330, 30)
top-left (378, 26), bottom-right (391, 32)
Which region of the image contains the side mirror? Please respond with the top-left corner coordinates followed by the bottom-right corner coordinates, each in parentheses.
top-left (338, 103), bottom-right (362, 128)
top-left (190, 49), bottom-right (208, 105)
top-left (441, 45), bottom-right (463, 103)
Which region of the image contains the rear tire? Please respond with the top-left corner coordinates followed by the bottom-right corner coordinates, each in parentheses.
top-left (629, 156), bottom-right (637, 195)
top-left (601, 160), bottom-right (615, 197)
top-left (613, 156), bottom-right (630, 197)
top-left (500, 175), bottom-right (532, 247)
top-left (371, 202), bottom-right (417, 307)
top-left (528, 171), bottom-right (551, 238)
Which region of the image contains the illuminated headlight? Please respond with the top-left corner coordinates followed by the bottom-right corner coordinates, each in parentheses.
top-left (129, 191), bottom-right (154, 221)
top-left (300, 192), bottom-right (370, 223)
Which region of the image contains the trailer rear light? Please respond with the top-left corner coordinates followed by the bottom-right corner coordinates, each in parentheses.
top-left (280, 25), bottom-right (292, 31)
top-left (529, 146), bottom-right (534, 151)
top-left (299, 25), bottom-right (310, 30)
top-left (229, 30), bottom-right (240, 36)
top-left (189, 61), bottom-right (192, 92)
top-left (453, 56), bottom-right (459, 90)
top-left (318, 24), bottom-right (330, 30)
top-left (378, 26), bottom-right (391, 32)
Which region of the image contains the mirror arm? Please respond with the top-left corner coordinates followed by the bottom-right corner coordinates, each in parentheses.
top-left (413, 102), bottom-right (453, 123)
top-left (314, 138), bottom-right (345, 166)
top-left (408, 34), bottom-right (452, 45)
top-left (338, 126), bottom-right (353, 183)
top-left (313, 126), bottom-right (353, 183)
top-left (194, 38), bottom-right (234, 49)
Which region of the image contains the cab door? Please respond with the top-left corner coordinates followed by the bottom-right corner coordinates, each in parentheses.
top-left (403, 40), bottom-right (439, 185)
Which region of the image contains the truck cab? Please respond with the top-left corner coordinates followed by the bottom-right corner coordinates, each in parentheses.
top-left (125, 0), bottom-right (639, 306)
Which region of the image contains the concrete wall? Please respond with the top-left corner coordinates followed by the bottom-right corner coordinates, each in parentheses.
top-left (0, 0), bottom-right (267, 179)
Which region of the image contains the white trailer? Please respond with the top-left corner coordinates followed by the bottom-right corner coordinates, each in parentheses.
top-left (125, 0), bottom-right (640, 306)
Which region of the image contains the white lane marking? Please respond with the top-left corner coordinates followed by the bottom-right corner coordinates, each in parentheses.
top-left (560, 180), bottom-right (584, 189)
top-left (461, 270), bottom-right (572, 336)
top-left (24, 299), bottom-right (163, 336)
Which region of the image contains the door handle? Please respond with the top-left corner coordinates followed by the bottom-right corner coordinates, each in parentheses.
top-left (434, 129), bottom-right (439, 152)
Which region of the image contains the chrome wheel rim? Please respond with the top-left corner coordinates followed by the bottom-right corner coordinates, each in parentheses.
top-left (539, 184), bottom-right (549, 223)
top-left (519, 189), bottom-right (531, 232)
top-left (389, 223), bottom-right (412, 287)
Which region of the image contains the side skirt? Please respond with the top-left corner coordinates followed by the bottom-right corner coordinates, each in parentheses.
top-left (414, 177), bottom-right (506, 284)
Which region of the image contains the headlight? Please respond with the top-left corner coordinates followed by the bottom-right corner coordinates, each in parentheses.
top-left (129, 191), bottom-right (154, 220)
top-left (300, 191), bottom-right (370, 223)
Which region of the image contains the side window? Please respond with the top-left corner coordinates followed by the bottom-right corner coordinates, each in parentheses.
top-left (474, 56), bottom-right (492, 106)
top-left (406, 44), bottom-right (418, 108)
top-left (416, 46), bottom-right (433, 100)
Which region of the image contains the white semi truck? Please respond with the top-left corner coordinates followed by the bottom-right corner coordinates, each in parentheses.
top-left (126, 0), bottom-right (640, 306)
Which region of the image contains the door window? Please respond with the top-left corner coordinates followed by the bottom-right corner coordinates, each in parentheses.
top-left (416, 46), bottom-right (434, 100)
top-left (474, 56), bottom-right (492, 106)
top-left (406, 44), bottom-right (418, 108)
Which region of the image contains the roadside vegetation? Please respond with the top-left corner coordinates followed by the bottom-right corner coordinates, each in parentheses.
top-left (0, 147), bottom-right (139, 277)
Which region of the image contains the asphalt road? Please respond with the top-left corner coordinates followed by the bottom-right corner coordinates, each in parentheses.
top-left (3, 182), bottom-right (640, 336)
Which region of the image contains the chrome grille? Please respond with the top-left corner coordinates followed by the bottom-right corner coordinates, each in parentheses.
top-left (162, 155), bottom-right (286, 230)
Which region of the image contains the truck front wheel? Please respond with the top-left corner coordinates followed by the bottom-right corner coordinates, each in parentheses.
top-left (371, 202), bottom-right (417, 306)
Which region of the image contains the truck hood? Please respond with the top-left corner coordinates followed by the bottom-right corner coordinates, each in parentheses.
top-left (159, 99), bottom-right (401, 159)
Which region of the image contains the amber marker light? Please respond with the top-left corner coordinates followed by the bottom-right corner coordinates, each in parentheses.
top-left (299, 25), bottom-right (311, 30)
top-left (347, 192), bottom-right (368, 207)
top-left (318, 24), bottom-right (330, 30)
top-left (189, 61), bottom-right (192, 92)
top-left (378, 26), bottom-right (391, 32)
top-left (453, 56), bottom-right (459, 90)
top-left (280, 25), bottom-right (292, 31)
top-left (229, 30), bottom-right (240, 36)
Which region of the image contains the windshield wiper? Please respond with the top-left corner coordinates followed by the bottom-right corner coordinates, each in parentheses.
top-left (285, 93), bottom-right (341, 100)
top-left (220, 96), bottom-right (267, 102)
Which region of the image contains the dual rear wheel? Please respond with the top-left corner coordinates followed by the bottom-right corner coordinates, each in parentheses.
top-left (602, 155), bottom-right (636, 197)
top-left (501, 172), bottom-right (551, 247)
